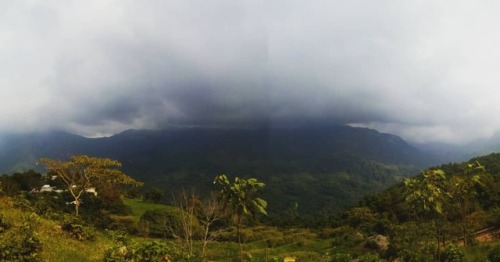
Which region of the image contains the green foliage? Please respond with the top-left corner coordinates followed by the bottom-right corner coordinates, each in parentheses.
top-left (0, 213), bottom-right (11, 233)
top-left (0, 170), bottom-right (43, 196)
top-left (138, 208), bottom-right (202, 239)
top-left (330, 252), bottom-right (353, 262)
top-left (40, 155), bottom-right (143, 216)
top-left (389, 221), bottom-right (435, 261)
top-left (0, 213), bottom-right (42, 261)
top-left (330, 226), bottom-right (365, 252)
top-left (397, 243), bottom-right (435, 262)
top-left (214, 174), bottom-right (268, 219)
top-left (105, 229), bottom-right (131, 245)
top-left (357, 252), bottom-right (385, 262)
top-left (404, 169), bottom-right (448, 216)
top-left (104, 240), bottom-right (194, 261)
top-left (108, 215), bottom-right (137, 234)
top-left (214, 174), bottom-right (268, 261)
top-left (143, 187), bottom-right (164, 203)
top-left (62, 221), bottom-right (96, 242)
top-left (13, 194), bottom-right (35, 212)
top-left (440, 244), bottom-right (465, 262)
top-left (344, 207), bottom-right (377, 233)
top-left (138, 209), bottom-right (174, 238)
top-left (489, 243), bottom-right (500, 262)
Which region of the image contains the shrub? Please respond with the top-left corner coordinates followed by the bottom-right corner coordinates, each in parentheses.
top-left (0, 213), bottom-right (11, 233)
top-left (105, 229), bottom-right (130, 245)
top-left (104, 240), bottom-right (195, 261)
top-left (398, 243), bottom-right (435, 262)
top-left (138, 208), bottom-right (202, 239)
top-left (108, 215), bottom-right (137, 234)
top-left (283, 251), bottom-right (327, 261)
top-left (12, 195), bottom-right (34, 212)
top-left (0, 213), bottom-right (42, 261)
top-left (489, 244), bottom-right (500, 262)
top-left (331, 252), bottom-right (352, 262)
top-left (61, 216), bottom-right (96, 241)
top-left (358, 252), bottom-right (384, 262)
top-left (440, 244), bottom-right (465, 262)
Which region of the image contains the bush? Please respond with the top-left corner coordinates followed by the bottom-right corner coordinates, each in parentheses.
top-left (0, 213), bottom-right (11, 233)
top-left (108, 215), bottom-right (137, 234)
top-left (0, 213), bottom-right (42, 261)
top-left (489, 244), bottom-right (500, 262)
top-left (282, 251), bottom-right (327, 261)
top-left (105, 229), bottom-right (130, 245)
top-left (12, 194), bottom-right (34, 212)
top-left (358, 252), bottom-right (384, 262)
top-left (104, 240), bottom-right (195, 261)
top-left (331, 252), bottom-right (352, 262)
top-left (61, 216), bottom-right (96, 241)
top-left (398, 243), bottom-right (435, 262)
top-left (440, 244), bottom-right (465, 262)
top-left (138, 208), bottom-right (202, 239)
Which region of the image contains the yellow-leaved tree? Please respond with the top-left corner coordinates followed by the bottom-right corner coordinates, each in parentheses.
top-left (40, 155), bottom-right (142, 216)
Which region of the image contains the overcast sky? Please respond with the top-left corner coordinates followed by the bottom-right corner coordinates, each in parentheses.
top-left (2, 1), bottom-right (500, 144)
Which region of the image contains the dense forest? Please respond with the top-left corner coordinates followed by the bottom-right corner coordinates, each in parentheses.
top-left (0, 126), bottom-right (429, 215)
top-left (2, 153), bottom-right (500, 261)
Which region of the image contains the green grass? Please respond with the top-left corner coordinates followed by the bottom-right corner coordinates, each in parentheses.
top-left (16, 196), bottom-right (500, 261)
top-left (0, 196), bottom-right (115, 262)
top-left (122, 198), bottom-right (177, 222)
top-left (465, 243), bottom-right (491, 262)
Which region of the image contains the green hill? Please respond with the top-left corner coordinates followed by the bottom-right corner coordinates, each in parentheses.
top-left (0, 126), bottom-right (431, 214)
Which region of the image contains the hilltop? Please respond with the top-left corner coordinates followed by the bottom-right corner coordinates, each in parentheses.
top-left (0, 125), bottom-right (432, 214)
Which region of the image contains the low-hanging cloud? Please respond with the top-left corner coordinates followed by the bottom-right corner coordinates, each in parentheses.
top-left (2, 1), bottom-right (500, 144)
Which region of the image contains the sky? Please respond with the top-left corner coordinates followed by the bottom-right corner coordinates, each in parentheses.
top-left (2, 1), bottom-right (500, 145)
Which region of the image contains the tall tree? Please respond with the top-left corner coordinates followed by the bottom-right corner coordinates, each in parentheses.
top-left (199, 192), bottom-right (226, 259)
top-left (447, 161), bottom-right (486, 246)
top-left (171, 189), bottom-right (200, 256)
top-left (40, 155), bottom-right (142, 216)
top-left (404, 169), bottom-right (449, 258)
top-left (214, 174), bottom-right (267, 262)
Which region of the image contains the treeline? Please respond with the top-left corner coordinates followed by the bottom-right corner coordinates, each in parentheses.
top-left (145, 155), bottom-right (419, 216)
top-left (336, 153), bottom-right (500, 260)
top-left (0, 156), bottom-right (271, 261)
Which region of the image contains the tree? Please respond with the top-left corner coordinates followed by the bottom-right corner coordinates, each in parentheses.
top-left (214, 174), bottom-right (267, 262)
top-left (40, 155), bottom-right (142, 216)
top-left (198, 192), bottom-right (226, 258)
top-left (447, 161), bottom-right (486, 246)
top-left (403, 169), bottom-right (449, 259)
top-left (171, 190), bottom-right (200, 256)
top-left (404, 169), bottom-right (449, 218)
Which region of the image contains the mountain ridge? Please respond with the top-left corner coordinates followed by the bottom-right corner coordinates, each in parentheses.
top-left (0, 125), bottom-right (432, 213)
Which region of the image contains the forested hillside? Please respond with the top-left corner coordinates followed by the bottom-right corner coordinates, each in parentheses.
top-left (0, 126), bottom-right (430, 214)
top-left (2, 154), bottom-right (500, 261)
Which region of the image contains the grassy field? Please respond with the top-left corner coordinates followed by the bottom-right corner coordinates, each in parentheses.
top-left (122, 197), bottom-right (176, 222)
top-left (0, 197), bottom-right (114, 262)
top-left (2, 196), bottom-right (499, 261)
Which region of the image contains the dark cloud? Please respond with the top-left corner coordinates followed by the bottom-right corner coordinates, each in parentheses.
top-left (1, 1), bottom-right (500, 144)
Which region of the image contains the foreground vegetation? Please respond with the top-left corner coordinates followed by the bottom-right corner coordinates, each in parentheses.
top-left (3, 154), bottom-right (500, 261)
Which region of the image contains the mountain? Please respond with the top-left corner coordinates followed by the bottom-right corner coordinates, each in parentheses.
top-left (413, 132), bottom-right (500, 165)
top-left (0, 125), bottom-right (432, 214)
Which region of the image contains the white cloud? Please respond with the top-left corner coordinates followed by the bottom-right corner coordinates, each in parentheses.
top-left (1, 1), bottom-right (500, 144)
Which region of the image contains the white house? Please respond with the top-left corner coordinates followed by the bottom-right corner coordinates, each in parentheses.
top-left (40, 184), bottom-right (54, 192)
top-left (85, 187), bottom-right (97, 196)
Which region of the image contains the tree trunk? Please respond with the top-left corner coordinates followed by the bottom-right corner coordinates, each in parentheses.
top-left (462, 201), bottom-right (467, 246)
top-left (75, 198), bottom-right (80, 216)
top-left (237, 216), bottom-right (243, 262)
